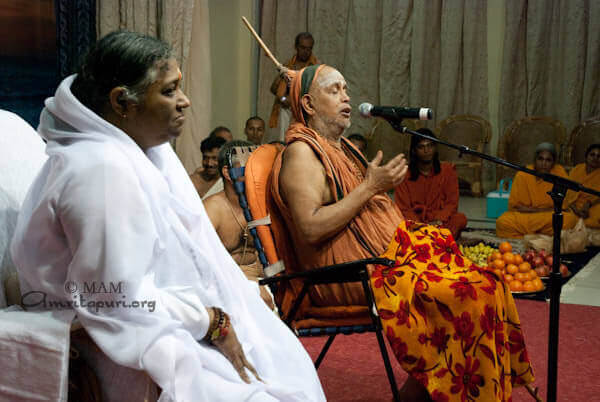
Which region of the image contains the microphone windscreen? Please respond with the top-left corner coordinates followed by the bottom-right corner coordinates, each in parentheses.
top-left (358, 102), bottom-right (373, 117)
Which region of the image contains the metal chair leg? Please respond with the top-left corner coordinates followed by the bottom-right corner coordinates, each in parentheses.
top-left (314, 334), bottom-right (336, 369)
top-left (375, 327), bottom-right (400, 402)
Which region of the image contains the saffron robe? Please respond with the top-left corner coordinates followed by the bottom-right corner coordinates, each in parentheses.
top-left (568, 163), bottom-right (600, 228)
top-left (11, 75), bottom-right (325, 402)
top-left (496, 165), bottom-right (578, 238)
top-left (394, 163), bottom-right (467, 238)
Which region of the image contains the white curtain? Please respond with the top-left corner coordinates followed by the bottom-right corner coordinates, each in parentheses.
top-left (257, 0), bottom-right (489, 159)
top-left (499, 0), bottom-right (600, 138)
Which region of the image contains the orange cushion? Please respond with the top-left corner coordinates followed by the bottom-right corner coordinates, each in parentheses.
top-left (245, 144), bottom-right (284, 266)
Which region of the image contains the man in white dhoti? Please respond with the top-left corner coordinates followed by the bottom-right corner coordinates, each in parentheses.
top-left (10, 31), bottom-right (325, 402)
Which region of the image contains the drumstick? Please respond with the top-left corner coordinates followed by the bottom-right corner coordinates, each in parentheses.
top-left (241, 16), bottom-right (284, 72)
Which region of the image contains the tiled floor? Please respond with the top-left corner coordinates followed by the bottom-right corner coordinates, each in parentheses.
top-left (459, 196), bottom-right (497, 230)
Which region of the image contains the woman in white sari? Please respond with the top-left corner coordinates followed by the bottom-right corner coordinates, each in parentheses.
top-left (11, 31), bottom-right (324, 402)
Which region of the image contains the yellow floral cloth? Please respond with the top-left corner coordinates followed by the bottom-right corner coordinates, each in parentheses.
top-left (371, 221), bottom-right (534, 402)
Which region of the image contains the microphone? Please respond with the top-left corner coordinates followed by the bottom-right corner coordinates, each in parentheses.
top-left (358, 102), bottom-right (433, 121)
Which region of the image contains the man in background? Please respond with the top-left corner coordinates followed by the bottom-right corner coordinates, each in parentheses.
top-left (190, 136), bottom-right (226, 199)
top-left (244, 116), bottom-right (265, 145)
top-left (204, 140), bottom-right (275, 310)
top-left (269, 32), bottom-right (319, 141)
top-left (394, 129), bottom-right (467, 239)
top-left (347, 133), bottom-right (367, 154)
top-left (209, 125), bottom-right (233, 142)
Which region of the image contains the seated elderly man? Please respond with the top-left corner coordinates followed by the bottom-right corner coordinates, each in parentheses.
top-left (204, 140), bottom-right (275, 310)
top-left (496, 142), bottom-right (578, 238)
top-left (270, 64), bottom-right (534, 401)
top-left (567, 143), bottom-right (600, 229)
top-left (10, 31), bottom-right (324, 402)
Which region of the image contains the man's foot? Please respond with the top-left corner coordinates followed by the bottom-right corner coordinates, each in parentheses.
top-left (396, 376), bottom-right (432, 402)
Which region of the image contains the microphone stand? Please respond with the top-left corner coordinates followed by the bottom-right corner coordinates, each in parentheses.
top-left (386, 119), bottom-right (600, 402)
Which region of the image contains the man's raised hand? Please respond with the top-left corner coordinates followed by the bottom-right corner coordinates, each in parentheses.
top-left (364, 151), bottom-right (408, 195)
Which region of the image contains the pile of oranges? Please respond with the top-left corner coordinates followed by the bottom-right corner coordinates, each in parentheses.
top-left (487, 242), bottom-right (544, 292)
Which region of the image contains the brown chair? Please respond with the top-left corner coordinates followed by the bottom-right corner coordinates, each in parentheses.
top-left (497, 116), bottom-right (567, 183)
top-left (565, 116), bottom-right (600, 168)
top-left (435, 114), bottom-right (492, 196)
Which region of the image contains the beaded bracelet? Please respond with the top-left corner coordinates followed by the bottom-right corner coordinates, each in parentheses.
top-left (204, 307), bottom-right (230, 344)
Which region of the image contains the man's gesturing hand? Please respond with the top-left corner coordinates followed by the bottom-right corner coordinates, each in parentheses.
top-left (364, 151), bottom-right (408, 195)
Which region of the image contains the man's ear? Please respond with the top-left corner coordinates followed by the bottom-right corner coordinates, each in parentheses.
top-left (108, 87), bottom-right (132, 117)
top-left (222, 165), bottom-right (231, 182)
top-left (300, 94), bottom-right (315, 117)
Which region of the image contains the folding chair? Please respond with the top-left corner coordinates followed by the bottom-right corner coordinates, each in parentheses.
top-left (227, 144), bottom-right (401, 401)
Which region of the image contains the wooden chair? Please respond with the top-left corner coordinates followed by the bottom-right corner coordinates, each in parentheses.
top-left (497, 116), bottom-right (567, 182)
top-left (435, 114), bottom-right (492, 196)
top-left (228, 144), bottom-right (401, 401)
top-left (564, 116), bottom-right (600, 168)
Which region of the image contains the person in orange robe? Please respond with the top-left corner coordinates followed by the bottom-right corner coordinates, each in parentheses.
top-left (567, 143), bottom-right (600, 228)
top-left (269, 32), bottom-right (319, 141)
top-left (270, 64), bottom-right (534, 401)
top-left (394, 129), bottom-right (467, 239)
top-left (496, 143), bottom-right (578, 238)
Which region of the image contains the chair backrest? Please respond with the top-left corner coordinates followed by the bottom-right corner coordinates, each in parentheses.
top-left (244, 144), bottom-right (284, 267)
top-left (435, 114), bottom-right (491, 163)
top-left (565, 116), bottom-right (600, 167)
top-left (497, 116), bottom-right (567, 181)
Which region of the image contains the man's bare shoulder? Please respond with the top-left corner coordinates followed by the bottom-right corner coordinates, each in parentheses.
top-left (282, 141), bottom-right (321, 166)
top-left (203, 191), bottom-right (227, 222)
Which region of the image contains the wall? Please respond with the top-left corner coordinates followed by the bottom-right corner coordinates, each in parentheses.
top-left (208, 0), bottom-right (258, 139)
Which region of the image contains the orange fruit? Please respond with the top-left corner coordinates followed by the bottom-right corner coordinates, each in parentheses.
top-left (506, 264), bottom-right (519, 275)
top-left (499, 242), bottom-right (513, 254)
top-left (522, 281), bottom-right (535, 292)
top-left (490, 251), bottom-right (502, 261)
top-left (503, 252), bottom-right (516, 265)
top-left (493, 269), bottom-right (503, 278)
top-left (533, 278), bottom-right (544, 291)
top-left (514, 254), bottom-right (524, 265)
top-left (518, 262), bottom-right (532, 273)
top-left (509, 280), bottom-right (523, 292)
top-left (504, 274), bottom-right (514, 283)
top-left (527, 270), bottom-right (538, 281)
top-left (493, 259), bottom-right (506, 270)
top-left (515, 272), bottom-right (528, 282)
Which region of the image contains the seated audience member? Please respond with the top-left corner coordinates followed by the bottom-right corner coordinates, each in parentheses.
top-left (394, 130), bottom-right (467, 239)
top-left (271, 64), bottom-right (533, 401)
top-left (10, 31), bottom-right (324, 401)
top-left (204, 140), bottom-right (275, 310)
top-left (209, 125), bottom-right (233, 142)
top-left (244, 116), bottom-right (265, 145)
top-left (567, 143), bottom-right (600, 228)
top-left (189, 136), bottom-right (226, 199)
top-left (347, 133), bottom-right (367, 154)
top-left (496, 142), bottom-right (578, 238)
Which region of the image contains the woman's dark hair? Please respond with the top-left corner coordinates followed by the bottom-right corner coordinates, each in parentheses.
top-left (585, 143), bottom-right (600, 158)
top-left (71, 31), bottom-right (173, 116)
top-left (408, 128), bottom-right (440, 181)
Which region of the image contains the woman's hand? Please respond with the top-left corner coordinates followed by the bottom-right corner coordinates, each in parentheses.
top-left (212, 321), bottom-right (262, 384)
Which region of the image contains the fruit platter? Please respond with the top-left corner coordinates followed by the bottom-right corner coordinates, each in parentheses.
top-left (460, 241), bottom-right (546, 294)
